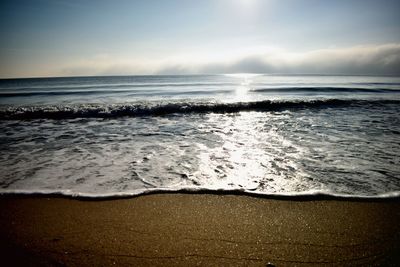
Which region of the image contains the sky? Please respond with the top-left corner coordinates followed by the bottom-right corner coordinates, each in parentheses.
top-left (0, 0), bottom-right (400, 78)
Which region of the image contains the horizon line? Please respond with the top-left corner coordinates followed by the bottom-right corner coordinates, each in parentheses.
top-left (1, 73), bottom-right (400, 80)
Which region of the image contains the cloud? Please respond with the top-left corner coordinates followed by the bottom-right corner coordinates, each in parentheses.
top-left (156, 44), bottom-right (400, 75)
top-left (57, 43), bottom-right (400, 77)
top-left (58, 54), bottom-right (156, 77)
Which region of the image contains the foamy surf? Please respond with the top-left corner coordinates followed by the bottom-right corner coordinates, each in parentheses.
top-left (1, 188), bottom-right (400, 200)
top-left (1, 75), bottom-right (399, 199)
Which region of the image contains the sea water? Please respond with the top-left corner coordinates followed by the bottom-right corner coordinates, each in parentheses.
top-left (0, 75), bottom-right (399, 198)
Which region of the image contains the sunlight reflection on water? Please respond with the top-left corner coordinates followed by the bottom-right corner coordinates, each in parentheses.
top-left (1, 75), bottom-right (400, 196)
top-left (195, 112), bottom-right (311, 192)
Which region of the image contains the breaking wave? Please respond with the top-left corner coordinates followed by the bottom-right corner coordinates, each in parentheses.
top-left (1, 99), bottom-right (399, 120)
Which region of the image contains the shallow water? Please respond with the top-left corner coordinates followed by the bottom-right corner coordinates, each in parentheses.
top-left (1, 75), bottom-right (399, 197)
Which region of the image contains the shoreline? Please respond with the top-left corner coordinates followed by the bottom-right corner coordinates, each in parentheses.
top-left (1, 188), bottom-right (399, 201)
top-left (1, 193), bottom-right (400, 266)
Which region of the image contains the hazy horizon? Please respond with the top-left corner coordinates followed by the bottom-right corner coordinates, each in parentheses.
top-left (1, 0), bottom-right (400, 78)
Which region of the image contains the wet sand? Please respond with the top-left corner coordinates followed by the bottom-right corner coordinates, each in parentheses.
top-left (0, 193), bottom-right (399, 266)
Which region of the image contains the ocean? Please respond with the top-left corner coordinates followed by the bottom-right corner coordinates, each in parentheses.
top-left (0, 74), bottom-right (399, 198)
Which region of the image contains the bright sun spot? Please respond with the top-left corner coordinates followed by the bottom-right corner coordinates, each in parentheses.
top-left (236, 0), bottom-right (258, 8)
top-left (219, 0), bottom-right (261, 18)
top-left (233, 0), bottom-right (260, 14)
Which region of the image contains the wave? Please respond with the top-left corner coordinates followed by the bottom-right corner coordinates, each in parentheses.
top-left (251, 87), bottom-right (400, 93)
top-left (0, 89), bottom-right (233, 97)
top-left (1, 99), bottom-right (399, 120)
top-left (0, 82), bottom-right (238, 93)
top-left (2, 86), bottom-right (399, 98)
top-left (1, 187), bottom-right (399, 200)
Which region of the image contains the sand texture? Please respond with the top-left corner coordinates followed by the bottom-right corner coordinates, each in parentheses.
top-left (0, 193), bottom-right (399, 266)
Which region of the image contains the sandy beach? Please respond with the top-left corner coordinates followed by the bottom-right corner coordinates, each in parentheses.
top-left (0, 193), bottom-right (399, 266)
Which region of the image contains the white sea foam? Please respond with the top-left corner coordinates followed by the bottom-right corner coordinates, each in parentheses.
top-left (1, 187), bottom-right (399, 200)
top-left (1, 75), bottom-right (399, 199)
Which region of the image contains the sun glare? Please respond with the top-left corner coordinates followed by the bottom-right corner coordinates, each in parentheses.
top-left (234, 0), bottom-right (261, 17)
top-left (236, 0), bottom-right (258, 8)
top-left (225, 73), bottom-right (261, 98)
top-left (218, 0), bottom-right (261, 19)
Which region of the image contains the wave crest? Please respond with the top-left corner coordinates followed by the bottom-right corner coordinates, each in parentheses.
top-left (1, 99), bottom-right (399, 120)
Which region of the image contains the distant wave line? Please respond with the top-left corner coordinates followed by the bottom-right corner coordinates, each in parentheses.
top-left (0, 89), bottom-right (234, 97)
top-left (251, 87), bottom-right (400, 93)
top-left (0, 82), bottom-right (238, 92)
top-left (1, 86), bottom-right (399, 98)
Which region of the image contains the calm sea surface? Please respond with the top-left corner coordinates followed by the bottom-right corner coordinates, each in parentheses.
top-left (0, 75), bottom-right (399, 197)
